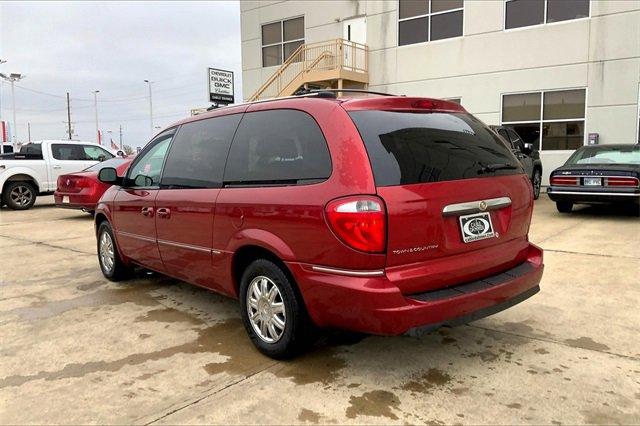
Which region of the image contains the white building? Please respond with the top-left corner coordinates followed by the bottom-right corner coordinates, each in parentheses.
top-left (240, 0), bottom-right (640, 183)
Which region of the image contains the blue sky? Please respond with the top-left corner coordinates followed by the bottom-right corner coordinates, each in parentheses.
top-left (0, 1), bottom-right (241, 149)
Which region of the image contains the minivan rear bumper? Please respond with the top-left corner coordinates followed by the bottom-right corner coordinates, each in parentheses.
top-left (288, 243), bottom-right (543, 335)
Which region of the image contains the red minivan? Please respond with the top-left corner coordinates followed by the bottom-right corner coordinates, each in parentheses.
top-left (95, 93), bottom-right (543, 358)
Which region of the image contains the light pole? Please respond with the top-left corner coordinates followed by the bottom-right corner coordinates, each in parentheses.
top-left (0, 72), bottom-right (26, 149)
top-left (144, 79), bottom-right (153, 137)
top-left (0, 60), bottom-right (6, 148)
top-left (0, 59), bottom-right (6, 125)
top-left (93, 90), bottom-right (100, 145)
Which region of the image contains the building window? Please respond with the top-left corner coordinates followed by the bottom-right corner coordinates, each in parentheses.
top-left (502, 89), bottom-right (586, 151)
top-left (399, 0), bottom-right (463, 46)
top-left (505, 0), bottom-right (589, 30)
top-left (261, 17), bottom-right (304, 67)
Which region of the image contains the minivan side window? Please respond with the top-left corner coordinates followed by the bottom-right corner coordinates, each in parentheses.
top-left (224, 109), bottom-right (332, 185)
top-left (161, 114), bottom-right (242, 189)
top-left (126, 132), bottom-right (174, 187)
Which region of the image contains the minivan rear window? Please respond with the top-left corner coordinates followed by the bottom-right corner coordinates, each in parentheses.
top-left (349, 111), bottom-right (521, 186)
top-left (224, 109), bottom-right (332, 185)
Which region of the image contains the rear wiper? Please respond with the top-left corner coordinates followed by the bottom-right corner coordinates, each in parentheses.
top-left (477, 162), bottom-right (518, 174)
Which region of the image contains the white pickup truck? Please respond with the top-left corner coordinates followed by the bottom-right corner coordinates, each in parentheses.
top-left (0, 140), bottom-right (116, 210)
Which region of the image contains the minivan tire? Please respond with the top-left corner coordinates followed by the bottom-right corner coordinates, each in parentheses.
top-left (97, 221), bottom-right (132, 281)
top-left (556, 201), bottom-right (573, 213)
top-left (3, 181), bottom-right (37, 210)
top-left (239, 259), bottom-right (311, 359)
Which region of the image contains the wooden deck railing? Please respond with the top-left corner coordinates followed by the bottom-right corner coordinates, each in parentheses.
top-left (249, 38), bottom-right (368, 101)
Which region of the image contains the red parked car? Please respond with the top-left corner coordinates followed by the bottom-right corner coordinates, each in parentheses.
top-left (55, 157), bottom-right (132, 214)
top-left (95, 92), bottom-right (544, 358)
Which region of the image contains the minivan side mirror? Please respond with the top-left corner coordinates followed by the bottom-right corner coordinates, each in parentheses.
top-left (98, 167), bottom-right (121, 185)
top-left (523, 143), bottom-right (534, 154)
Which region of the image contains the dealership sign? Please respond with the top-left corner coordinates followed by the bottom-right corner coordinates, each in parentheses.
top-left (208, 68), bottom-right (234, 104)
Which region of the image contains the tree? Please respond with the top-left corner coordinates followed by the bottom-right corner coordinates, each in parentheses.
top-left (123, 145), bottom-right (134, 155)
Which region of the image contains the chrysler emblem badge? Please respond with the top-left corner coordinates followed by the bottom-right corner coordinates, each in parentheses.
top-left (479, 201), bottom-right (487, 211)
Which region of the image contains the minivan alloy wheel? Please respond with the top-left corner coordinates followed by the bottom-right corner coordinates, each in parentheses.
top-left (246, 275), bottom-right (286, 343)
top-left (10, 185), bottom-right (33, 207)
top-left (99, 231), bottom-right (115, 274)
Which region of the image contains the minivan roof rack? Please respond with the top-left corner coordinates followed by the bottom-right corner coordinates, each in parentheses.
top-left (295, 88), bottom-right (397, 97)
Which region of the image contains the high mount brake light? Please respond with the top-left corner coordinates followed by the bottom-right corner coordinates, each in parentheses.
top-left (325, 196), bottom-right (386, 253)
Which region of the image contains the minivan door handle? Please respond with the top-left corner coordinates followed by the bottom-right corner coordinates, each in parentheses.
top-left (141, 207), bottom-right (154, 217)
top-left (157, 208), bottom-right (171, 219)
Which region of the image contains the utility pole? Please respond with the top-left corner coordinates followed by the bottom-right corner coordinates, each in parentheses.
top-left (0, 72), bottom-right (26, 149)
top-left (66, 92), bottom-right (72, 140)
top-left (144, 80), bottom-right (153, 137)
top-left (119, 125), bottom-right (123, 149)
top-left (93, 90), bottom-right (100, 144)
top-left (27, 122), bottom-right (31, 142)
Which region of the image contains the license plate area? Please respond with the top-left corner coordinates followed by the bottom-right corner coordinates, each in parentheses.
top-left (62, 196), bottom-right (70, 204)
top-left (459, 212), bottom-right (495, 243)
top-left (583, 177), bottom-right (602, 186)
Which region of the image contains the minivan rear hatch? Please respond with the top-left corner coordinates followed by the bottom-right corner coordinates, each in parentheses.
top-left (345, 98), bottom-right (533, 294)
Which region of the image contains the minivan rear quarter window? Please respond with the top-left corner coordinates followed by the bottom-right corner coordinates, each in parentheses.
top-left (349, 110), bottom-right (521, 186)
top-left (224, 109), bottom-right (332, 185)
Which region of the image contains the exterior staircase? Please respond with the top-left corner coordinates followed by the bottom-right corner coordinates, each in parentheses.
top-left (249, 38), bottom-right (369, 101)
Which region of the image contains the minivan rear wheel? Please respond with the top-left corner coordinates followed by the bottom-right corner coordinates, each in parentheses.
top-left (239, 259), bottom-right (310, 358)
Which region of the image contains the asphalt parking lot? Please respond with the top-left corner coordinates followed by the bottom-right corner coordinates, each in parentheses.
top-left (1, 196), bottom-right (638, 425)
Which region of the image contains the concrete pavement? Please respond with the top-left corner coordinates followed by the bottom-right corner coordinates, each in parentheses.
top-left (1, 196), bottom-right (638, 424)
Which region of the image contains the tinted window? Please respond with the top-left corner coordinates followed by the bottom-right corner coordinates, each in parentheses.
top-left (224, 110), bottom-right (332, 185)
top-left (542, 121), bottom-right (584, 150)
top-left (547, 0), bottom-right (589, 23)
top-left (502, 92), bottom-right (541, 122)
top-left (161, 114), bottom-right (242, 188)
top-left (18, 144), bottom-right (43, 159)
top-left (349, 111), bottom-right (522, 186)
top-left (431, 10), bottom-right (463, 40)
top-left (127, 132), bottom-right (173, 187)
top-left (51, 144), bottom-right (89, 161)
top-left (506, 0), bottom-right (544, 29)
top-left (399, 17), bottom-right (429, 46)
top-left (543, 89), bottom-right (585, 120)
top-left (506, 128), bottom-right (525, 151)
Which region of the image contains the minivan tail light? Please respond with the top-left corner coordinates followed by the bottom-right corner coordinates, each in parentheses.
top-left (325, 196), bottom-right (386, 253)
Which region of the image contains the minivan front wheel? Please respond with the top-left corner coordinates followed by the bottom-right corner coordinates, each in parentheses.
top-left (239, 259), bottom-right (310, 358)
top-left (97, 221), bottom-right (132, 281)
